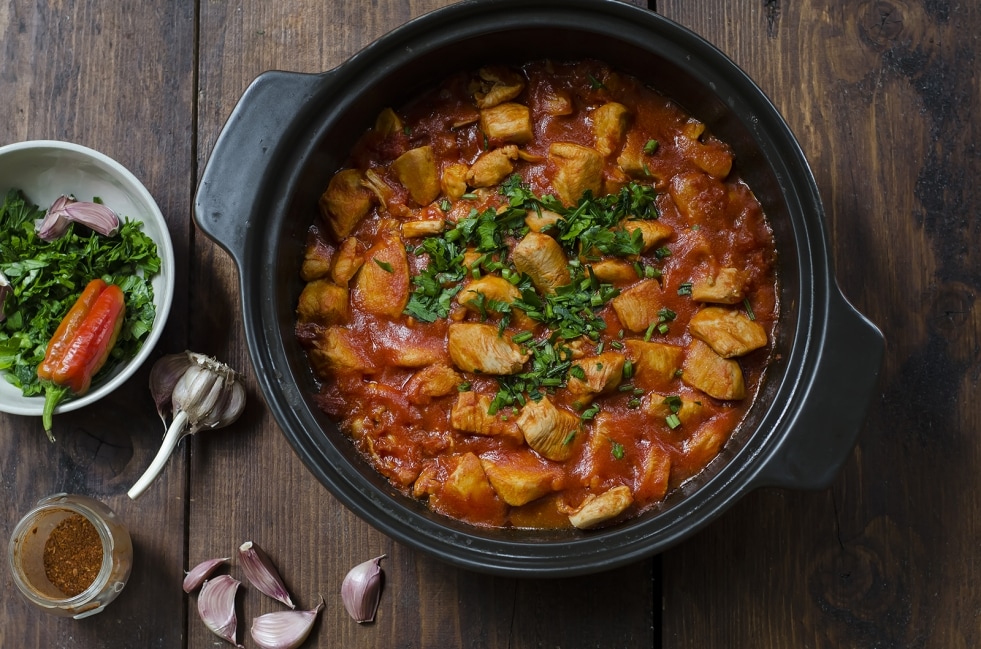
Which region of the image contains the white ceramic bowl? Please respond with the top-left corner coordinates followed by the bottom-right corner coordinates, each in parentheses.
top-left (0, 140), bottom-right (175, 417)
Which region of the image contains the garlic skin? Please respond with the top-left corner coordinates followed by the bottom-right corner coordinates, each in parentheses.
top-left (183, 557), bottom-right (229, 593)
top-left (250, 598), bottom-right (324, 649)
top-left (35, 194), bottom-right (120, 241)
top-left (341, 555), bottom-right (386, 623)
top-left (198, 574), bottom-right (243, 647)
top-left (239, 541), bottom-right (295, 609)
top-left (0, 269), bottom-right (10, 323)
top-left (128, 351), bottom-right (246, 500)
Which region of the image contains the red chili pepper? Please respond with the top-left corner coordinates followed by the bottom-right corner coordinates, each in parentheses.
top-left (39, 280), bottom-right (126, 438)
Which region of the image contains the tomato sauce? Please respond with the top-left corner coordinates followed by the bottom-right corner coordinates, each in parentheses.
top-left (296, 60), bottom-right (778, 530)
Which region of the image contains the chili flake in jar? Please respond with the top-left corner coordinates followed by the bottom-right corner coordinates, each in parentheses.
top-left (43, 513), bottom-right (103, 597)
top-left (295, 59), bottom-right (779, 530)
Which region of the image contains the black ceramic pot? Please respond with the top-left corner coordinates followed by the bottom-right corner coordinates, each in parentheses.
top-left (194, 0), bottom-right (884, 577)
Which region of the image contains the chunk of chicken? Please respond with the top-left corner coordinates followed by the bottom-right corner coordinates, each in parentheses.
top-left (548, 142), bottom-right (604, 206)
top-left (620, 219), bottom-right (674, 252)
top-left (440, 162), bottom-right (469, 201)
top-left (689, 306), bottom-right (768, 358)
top-left (413, 453), bottom-right (507, 526)
top-left (300, 238), bottom-right (333, 282)
top-left (524, 208), bottom-right (563, 233)
top-left (611, 279), bottom-right (664, 332)
top-left (511, 231), bottom-right (571, 294)
top-left (361, 168), bottom-right (395, 213)
top-left (676, 119), bottom-right (733, 179)
top-left (389, 343), bottom-right (445, 369)
top-left (405, 364), bottom-right (463, 405)
top-left (682, 338), bottom-right (746, 400)
top-left (690, 267), bottom-right (748, 304)
top-left (458, 275), bottom-right (521, 316)
top-left (450, 391), bottom-right (521, 440)
top-left (592, 102), bottom-right (631, 156)
top-left (516, 396), bottom-right (580, 462)
top-left (622, 339), bottom-right (684, 390)
top-left (473, 66), bottom-right (526, 109)
top-left (353, 231), bottom-right (409, 318)
top-left (447, 323), bottom-right (529, 374)
top-left (635, 444), bottom-right (671, 503)
top-left (330, 236), bottom-right (364, 285)
top-left (480, 102), bottom-right (534, 145)
top-left (401, 219), bottom-right (445, 238)
top-left (568, 485), bottom-right (634, 529)
top-left (373, 107), bottom-right (404, 137)
top-left (644, 392), bottom-right (706, 427)
top-left (467, 145), bottom-right (519, 188)
top-left (480, 453), bottom-right (562, 506)
top-left (590, 259), bottom-right (637, 284)
top-left (567, 352), bottom-right (626, 406)
top-left (319, 168), bottom-right (374, 240)
top-left (391, 145), bottom-right (440, 206)
top-left (308, 326), bottom-right (372, 374)
top-left (668, 171), bottom-right (728, 224)
top-left (296, 280), bottom-right (349, 326)
top-left (539, 88), bottom-right (573, 116)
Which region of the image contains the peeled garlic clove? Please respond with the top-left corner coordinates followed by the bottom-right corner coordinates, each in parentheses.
top-left (250, 597), bottom-right (324, 649)
top-left (35, 194), bottom-right (120, 241)
top-left (183, 557), bottom-right (229, 593)
top-left (341, 555), bottom-right (385, 623)
top-left (198, 574), bottom-right (243, 647)
top-left (239, 541), bottom-right (295, 609)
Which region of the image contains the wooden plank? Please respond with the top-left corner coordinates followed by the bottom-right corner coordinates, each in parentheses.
top-left (658, 1), bottom-right (981, 647)
top-left (191, 1), bottom-right (655, 647)
top-left (0, 0), bottom-right (195, 647)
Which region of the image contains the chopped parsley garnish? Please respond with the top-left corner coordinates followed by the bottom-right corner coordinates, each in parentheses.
top-left (402, 177), bottom-right (666, 415)
top-left (643, 139), bottom-right (659, 155)
top-left (611, 440), bottom-right (625, 459)
top-left (678, 282), bottom-right (693, 296)
top-left (373, 258), bottom-right (393, 273)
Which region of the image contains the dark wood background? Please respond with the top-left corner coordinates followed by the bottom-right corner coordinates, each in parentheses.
top-left (1, 0), bottom-right (976, 647)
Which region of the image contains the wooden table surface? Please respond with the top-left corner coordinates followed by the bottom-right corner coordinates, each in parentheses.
top-left (1, 0), bottom-right (977, 647)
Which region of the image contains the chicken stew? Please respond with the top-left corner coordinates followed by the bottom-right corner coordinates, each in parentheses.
top-left (295, 59), bottom-right (778, 529)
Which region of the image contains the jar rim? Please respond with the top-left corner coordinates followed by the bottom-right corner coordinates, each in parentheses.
top-left (7, 494), bottom-right (117, 610)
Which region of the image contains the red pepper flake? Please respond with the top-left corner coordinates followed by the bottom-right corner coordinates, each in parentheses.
top-left (43, 514), bottom-right (103, 597)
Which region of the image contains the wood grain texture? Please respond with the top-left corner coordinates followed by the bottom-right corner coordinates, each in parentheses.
top-left (659, 0), bottom-right (981, 647)
top-left (4, 0), bottom-right (977, 646)
top-left (0, 1), bottom-right (195, 648)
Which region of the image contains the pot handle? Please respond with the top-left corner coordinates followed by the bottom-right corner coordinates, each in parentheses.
top-left (753, 285), bottom-right (884, 490)
top-left (194, 70), bottom-right (326, 266)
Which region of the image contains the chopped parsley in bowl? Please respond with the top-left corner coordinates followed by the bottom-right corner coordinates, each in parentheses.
top-left (0, 140), bottom-right (174, 425)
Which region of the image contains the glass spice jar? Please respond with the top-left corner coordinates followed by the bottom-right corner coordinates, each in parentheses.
top-left (8, 493), bottom-right (133, 618)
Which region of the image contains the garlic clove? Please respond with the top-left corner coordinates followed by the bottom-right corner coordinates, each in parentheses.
top-left (149, 351), bottom-right (194, 427)
top-left (239, 541), bottom-right (296, 609)
top-left (250, 597), bottom-right (324, 649)
top-left (198, 574), bottom-right (243, 647)
top-left (341, 555), bottom-right (386, 623)
top-left (183, 557), bottom-right (229, 593)
top-left (35, 194), bottom-right (120, 241)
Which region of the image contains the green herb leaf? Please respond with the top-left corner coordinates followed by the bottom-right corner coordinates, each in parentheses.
top-left (611, 440), bottom-right (625, 459)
